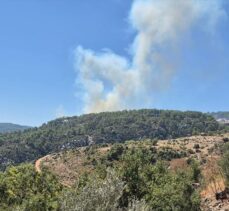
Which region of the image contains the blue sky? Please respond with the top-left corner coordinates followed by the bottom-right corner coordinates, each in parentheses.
top-left (0, 0), bottom-right (228, 126)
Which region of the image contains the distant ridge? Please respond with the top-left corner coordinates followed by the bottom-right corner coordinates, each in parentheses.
top-left (209, 112), bottom-right (229, 124)
top-left (0, 123), bottom-right (31, 133)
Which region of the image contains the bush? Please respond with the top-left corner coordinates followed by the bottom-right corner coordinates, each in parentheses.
top-left (223, 138), bottom-right (229, 143)
top-left (117, 148), bottom-right (200, 210)
top-left (151, 140), bottom-right (158, 146)
top-left (106, 144), bottom-right (126, 161)
top-left (219, 145), bottom-right (229, 186)
top-left (193, 144), bottom-right (200, 149)
top-left (59, 170), bottom-right (124, 211)
top-left (0, 164), bottom-right (62, 210)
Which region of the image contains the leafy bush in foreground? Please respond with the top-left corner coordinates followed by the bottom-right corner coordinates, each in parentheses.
top-left (60, 170), bottom-right (125, 211)
top-left (0, 164), bottom-right (62, 211)
top-left (117, 148), bottom-right (200, 210)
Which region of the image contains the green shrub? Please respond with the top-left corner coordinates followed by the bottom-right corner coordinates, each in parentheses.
top-left (0, 164), bottom-right (62, 210)
top-left (59, 170), bottom-right (124, 211)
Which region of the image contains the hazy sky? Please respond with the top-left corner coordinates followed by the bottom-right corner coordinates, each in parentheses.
top-left (0, 0), bottom-right (229, 126)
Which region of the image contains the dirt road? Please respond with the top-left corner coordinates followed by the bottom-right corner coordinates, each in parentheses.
top-left (35, 155), bottom-right (51, 173)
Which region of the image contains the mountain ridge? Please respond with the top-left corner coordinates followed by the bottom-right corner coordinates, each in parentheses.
top-left (0, 123), bottom-right (31, 133)
top-left (0, 109), bottom-right (221, 170)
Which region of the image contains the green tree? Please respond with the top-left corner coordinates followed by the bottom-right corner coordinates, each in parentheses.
top-left (0, 164), bottom-right (62, 210)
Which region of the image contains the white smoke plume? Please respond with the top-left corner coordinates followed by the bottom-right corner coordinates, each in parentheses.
top-left (55, 105), bottom-right (67, 118)
top-left (75, 0), bottom-right (226, 113)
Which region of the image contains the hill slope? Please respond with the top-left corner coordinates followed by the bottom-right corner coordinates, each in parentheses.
top-left (210, 112), bottom-right (229, 120)
top-left (209, 112), bottom-right (229, 124)
top-left (38, 135), bottom-right (225, 187)
top-left (37, 134), bottom-right (229, 210)
top-left (0, 109), bottom-right (220, 170)
top-left (0, 123), bottom-right (30, 133)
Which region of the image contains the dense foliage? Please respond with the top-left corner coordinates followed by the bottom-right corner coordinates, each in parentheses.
top-left (0, 164), bottom-right (62, 210)
top-left (59, 170), bottom-right (126, 211)
top-left (0, 142), bottom-right (202, 211)
top-left (59, 145), bottom-right (201, 211)
top-left (0, 109), bottom-right (219, 170)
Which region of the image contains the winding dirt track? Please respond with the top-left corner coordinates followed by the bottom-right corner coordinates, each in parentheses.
top-left (35, 155), bottom-right (51, 173)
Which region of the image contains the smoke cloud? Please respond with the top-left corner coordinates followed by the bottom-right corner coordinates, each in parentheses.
top-left (75, 0), bottom-right (226, 113)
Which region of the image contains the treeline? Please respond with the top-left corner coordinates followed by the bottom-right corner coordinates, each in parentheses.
top-left (0, 109), bottom-right (220, 170)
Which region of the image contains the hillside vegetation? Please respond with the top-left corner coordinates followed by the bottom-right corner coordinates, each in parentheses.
top-left (0, 109), bottom-right (229, 210)
top-left (210, 112), bottom-right (229, 120)
top-left (39, 135), bottom-right (224, 187)
top-left (2, 133), bottom-right (229, 211)
top-left (0, 109), bottom-right (220, 170)
top-left (0, 139), bottom-right (201, 211)
top-left (0, 123), bottom-right (30, 133)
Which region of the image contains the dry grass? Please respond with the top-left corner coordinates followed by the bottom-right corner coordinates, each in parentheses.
top-left (38, 146), bottom-right (110, 187)
top-left (201, 156), bottom-right (225, 198)
top-left (169, 158), bottom-right (188, 171)
top-left (36, 134), bottom-right (229, 189)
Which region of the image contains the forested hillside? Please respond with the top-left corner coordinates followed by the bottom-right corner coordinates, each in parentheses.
top-left (1, 134), bottom-right (229, 211)
top-left (0, 109), bottom-right (220, 170)
top-left (0, 123), bottom-right (30, 133)
top-left (0, 146), bottom-right (199, 211)
top-left (210, 112), bottom-right (229, 120)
